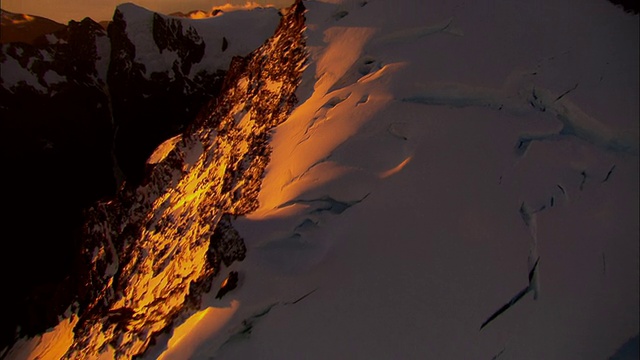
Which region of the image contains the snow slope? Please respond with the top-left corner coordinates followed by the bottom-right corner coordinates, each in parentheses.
top-left (145, 0), bottom-right (639, 359)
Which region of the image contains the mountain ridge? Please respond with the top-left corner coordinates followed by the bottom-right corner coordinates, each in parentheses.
top-left (0, 9), bottom-right (67, 44)
top-left (0, 2), bottom-right (284, 353)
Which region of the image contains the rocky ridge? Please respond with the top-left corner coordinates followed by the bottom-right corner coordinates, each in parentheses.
top-left (0, 3), bottom-right (281, 353)
top-left (12, 0), bottom-right (306, 358)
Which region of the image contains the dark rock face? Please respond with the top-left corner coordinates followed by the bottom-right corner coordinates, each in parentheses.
top-left (209, 214), bottom-right (247, 271)
top-left (222, 36), bottom-right (229, 51)
top-left (215, 271), bottom-right (239, 299)
top-left (0, 18), bottom-right (114, 348)
top-left (607, 0), bottom-right (639, 14)
top-left (0, 4), bottom-right (281, 352)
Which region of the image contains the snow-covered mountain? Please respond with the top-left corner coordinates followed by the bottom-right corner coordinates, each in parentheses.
top-left (2, 0), bottom-right (638, 359)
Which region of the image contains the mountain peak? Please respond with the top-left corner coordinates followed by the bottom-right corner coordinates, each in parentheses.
top-left (114, 2), bottom-right (154, 19)
top-left (0, 8), bottom-right (66, 44)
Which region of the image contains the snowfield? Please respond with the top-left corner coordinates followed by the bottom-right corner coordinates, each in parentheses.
top-left (144, 0), bottom-right (638, 359)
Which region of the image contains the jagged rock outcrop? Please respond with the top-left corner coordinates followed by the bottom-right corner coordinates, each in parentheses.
top-left (215, 271), bottom-right (239, 299)
top-left (607, 0), bottom-right (639, 13)
top-left (64, 0), bottom-right (307, 358)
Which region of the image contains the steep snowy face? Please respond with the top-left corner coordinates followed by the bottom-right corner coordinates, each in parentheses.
top-left (53, 1), bottom-right (306, 358)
